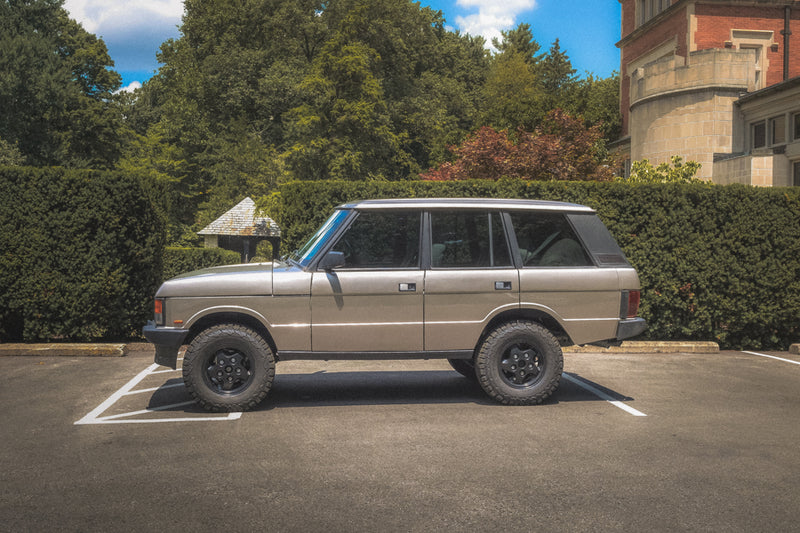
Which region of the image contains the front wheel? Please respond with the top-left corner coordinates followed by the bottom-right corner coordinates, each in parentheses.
top-left (183, 324), bottom-right (275, 412)
top-left (475, 321), bottom-right (563, 405)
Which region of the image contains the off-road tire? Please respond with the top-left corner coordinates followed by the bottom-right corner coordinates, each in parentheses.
top-left (183, 324), bottom-right (275, 412)
top-left (448, 358), bottom-right (477, 381)
top-left (475, 320), bottom-right (562, 405)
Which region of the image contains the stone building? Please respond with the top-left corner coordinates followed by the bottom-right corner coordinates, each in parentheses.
top-left (615, 0), bottom-right (800, 185)
top-left (198, 197), bottom-right (281, 262)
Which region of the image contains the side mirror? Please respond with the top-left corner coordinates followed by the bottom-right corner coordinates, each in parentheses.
top-left (319, 251), bottom-right (346, 271)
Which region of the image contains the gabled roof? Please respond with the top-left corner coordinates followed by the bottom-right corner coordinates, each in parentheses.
top-left (198, 197), bottom-right (281, 237)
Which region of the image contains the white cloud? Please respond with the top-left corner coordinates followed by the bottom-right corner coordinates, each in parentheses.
top-left (454, 0), bottom-right (537, 47)
top-left (63, 0), bottom-right (183, 34)
top-left (62, 0), bottom-right (183, 76)
top-left (116, 81), bottom-right (142, 93)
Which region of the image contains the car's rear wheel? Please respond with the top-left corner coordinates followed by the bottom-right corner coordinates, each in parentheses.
top-left (475, 320), bottom-right (562, 405)
top-left (183, 324), bottom-right (275, 412)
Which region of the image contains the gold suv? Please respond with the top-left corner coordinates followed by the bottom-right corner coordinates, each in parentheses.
top-left (144, 198), bottom-right (646, 411)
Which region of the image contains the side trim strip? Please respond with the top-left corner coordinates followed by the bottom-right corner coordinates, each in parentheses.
top-left (278, 350), bottom-right (473, 361)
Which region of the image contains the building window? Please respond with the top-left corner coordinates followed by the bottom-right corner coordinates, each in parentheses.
top-left (752, 121), bottom-right (766, 149)
top-left (793, 113), bottom-right (800, 141)
top-left (794, 161), bottom-right (800, 187)
top-left (637, 0), bottom-right (671, 27)
top-left (770, 115), bottom-right (786, 146)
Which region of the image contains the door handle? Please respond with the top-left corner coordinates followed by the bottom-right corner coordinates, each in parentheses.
top-left (399, 283), bottom-right (416, 292)
top-left (494, 281), bottom-right (512, 290)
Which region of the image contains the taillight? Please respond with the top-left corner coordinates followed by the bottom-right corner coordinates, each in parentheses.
top-left (154, 298), bottom-right (165, 326)
top-left (625, 290), bottom-right (640, 318)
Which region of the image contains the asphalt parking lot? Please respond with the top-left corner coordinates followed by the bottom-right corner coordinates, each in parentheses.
top-left (2, 348), bottom-right (799, 532)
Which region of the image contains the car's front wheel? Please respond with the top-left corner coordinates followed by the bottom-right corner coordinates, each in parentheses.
top-left (475, 321), bottom-right (563, 405)
top-left (183, 324), bottom-right (275, 412)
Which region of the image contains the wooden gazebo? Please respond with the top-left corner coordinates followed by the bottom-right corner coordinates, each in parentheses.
top-left (198, 197), bottom-right (281, 262)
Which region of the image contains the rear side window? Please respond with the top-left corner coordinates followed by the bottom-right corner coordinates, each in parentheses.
top-left (431, 211), bottom-right (512, 268)
top-left (566, 213), bottom-right (630, 267)
top-left (510, 211), bottom-right (593, 267)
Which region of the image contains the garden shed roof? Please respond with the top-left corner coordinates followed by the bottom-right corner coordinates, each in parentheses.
top-left (198, 197), bottom-right (281, 237)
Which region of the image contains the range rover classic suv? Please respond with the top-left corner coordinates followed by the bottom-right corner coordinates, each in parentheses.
top-left (143, 198), bottom-right (646, 411)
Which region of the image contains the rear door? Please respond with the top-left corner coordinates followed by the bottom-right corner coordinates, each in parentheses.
top-left (423, 210), bottom-right (518, 351)
top-left (510, 210), bottom-right (621, 344)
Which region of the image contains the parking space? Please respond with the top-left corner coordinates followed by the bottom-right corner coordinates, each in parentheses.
top-left (3, 349), bottom-right (800, 531)
top-left (75, 356), bottom-right (241, 425)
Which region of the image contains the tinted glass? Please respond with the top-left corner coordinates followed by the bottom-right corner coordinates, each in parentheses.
top-left (431, 211), bottom-right (511, 268)
top-left (331, 211), bottom-right (420, 268)
top-left (510, 211), bottom-right (592, 267)
top-left (291, 209), bottom-right (350, 267)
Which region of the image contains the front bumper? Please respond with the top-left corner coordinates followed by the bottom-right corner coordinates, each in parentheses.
top-left (616, 317), bottom-right (647, 340)
top-left (143, 321), bottom-right (190, 369)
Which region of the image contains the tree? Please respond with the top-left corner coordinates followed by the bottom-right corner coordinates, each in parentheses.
top-left (422, 110), bottom-right (618, 182)
top-left (0, 138), bottom-right (24, 166)
top-left (0, 0), bottom-right (123, 168)
top-left (620, 157), bottom-right (702, 183)
top-left (492, 23), bottom-right (542, 65)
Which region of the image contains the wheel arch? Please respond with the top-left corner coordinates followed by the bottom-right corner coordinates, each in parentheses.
top-left (185, 311), bottom-right (277, 356)
top-left (477, 308), bottom-right (573, 352)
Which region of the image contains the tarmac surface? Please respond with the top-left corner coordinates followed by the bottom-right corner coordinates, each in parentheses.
top-left (2, 346), bottom-right (799, 531)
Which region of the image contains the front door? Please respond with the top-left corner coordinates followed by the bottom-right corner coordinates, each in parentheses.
top-left (311, 210), bottom-right (424, 352)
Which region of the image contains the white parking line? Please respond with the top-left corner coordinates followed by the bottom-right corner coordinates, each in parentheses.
top-left (562, 373), bottom-right (647, 417)
top-left (75, 363), bottom-right (241, 425)
top-left (742, 351), bottom-right (800, 366)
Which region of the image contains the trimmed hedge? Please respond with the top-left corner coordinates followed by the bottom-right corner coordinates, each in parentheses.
top-left (264, 180), bottom-right (800, 350)
top-left (163, 247), bottom-right (241, 280)
top-left (0, 167), bottom-right (165, 341)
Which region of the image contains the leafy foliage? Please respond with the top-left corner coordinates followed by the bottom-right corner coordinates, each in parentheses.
top-left (0, 0), bottom-right (124, 168)
top-left (265, 180), bottom-right (800, 350)
top-left (162, 247), bottom-right (241, 280)
top-left (0, 167), bottom-right (165, 341)
top-left (620, 156), bottom-right (702, 183)
top-left (421, 110), bottom-right (618, 182)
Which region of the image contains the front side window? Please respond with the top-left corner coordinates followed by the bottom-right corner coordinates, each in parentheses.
top-left (430, 211), bottom-right (511, 268)
top-left (330, 211), bottom-right (420, 269)
top-left (510, 212), bottom-right (592, 267)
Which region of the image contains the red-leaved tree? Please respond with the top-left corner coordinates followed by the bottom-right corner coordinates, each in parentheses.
top-left (421, 109), bottom-right (618, 181)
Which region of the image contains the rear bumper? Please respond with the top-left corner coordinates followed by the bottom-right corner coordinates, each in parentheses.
top-left (142, 321), bottom-right (190, 369)
top-left (616, 318), bottom-right (647, 340)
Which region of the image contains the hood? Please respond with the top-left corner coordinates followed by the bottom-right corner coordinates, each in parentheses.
top-left (156, 262), bottom-right (274, 298)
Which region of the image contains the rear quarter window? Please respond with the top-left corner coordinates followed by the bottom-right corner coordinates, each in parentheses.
top-left (509, 211), bottom-right (593, 267)
top-left (565, 213), bottom-right (631, 267)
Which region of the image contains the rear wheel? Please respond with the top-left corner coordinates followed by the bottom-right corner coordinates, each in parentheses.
top-left (183, 324), bottom-right (275, 412)
top-left (475, 321), bottom-right (562, 405)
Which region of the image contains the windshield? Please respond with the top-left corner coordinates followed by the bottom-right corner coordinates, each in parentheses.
top-left (288, 209), bottom-right (350, 267)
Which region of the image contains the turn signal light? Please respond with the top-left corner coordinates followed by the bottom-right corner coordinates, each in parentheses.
top-left (154, 298), bottom-right (164, 326)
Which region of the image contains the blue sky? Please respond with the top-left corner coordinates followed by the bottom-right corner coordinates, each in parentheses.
top-left (63, 0), bottom-right (621, 92)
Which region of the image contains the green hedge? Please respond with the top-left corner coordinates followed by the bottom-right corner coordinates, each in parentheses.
top-left (264, 180), bottom-right (800, 350)
top-left (163, 247), bottom-right (241, 280)
top-left (0, 167), bottom-right (165, 341)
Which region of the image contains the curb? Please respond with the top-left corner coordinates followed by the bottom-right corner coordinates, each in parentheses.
top-left (565, 341), bottom-right (720, 354)
top-left (0, 340), bottom-right (723, 357)
top-left (0, 343), bottom-right (126, 357)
